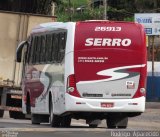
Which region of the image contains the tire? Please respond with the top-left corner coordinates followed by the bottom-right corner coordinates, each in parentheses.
top-left (31, 114), bottom-right (40, 125)
top-left (106, 118), bottom-right (116, 129)
top-left (9, 111), bottom-right (25, 119)
top-left (89, 124), bottom-right (98, 128)
top-left (0, 110), bottom-right (4, 118)
top-left (26, 94), bottom-right (31, 114)
top-left (61, 116), bottom-right (71, 127)
top-left (49, 100), bottom-right (61, 127)
top-left (106, 113), bottom-right (117, 129)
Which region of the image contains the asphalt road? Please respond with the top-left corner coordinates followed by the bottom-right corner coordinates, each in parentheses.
top-left (0, 103), bottom-right (159, 137)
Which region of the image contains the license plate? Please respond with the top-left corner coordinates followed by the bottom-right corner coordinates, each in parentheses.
top-left (101, 102), bottom-right (114, 108)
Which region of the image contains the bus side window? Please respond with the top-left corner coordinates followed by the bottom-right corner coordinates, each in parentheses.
top-left (36, 36), bottom-right (42, 64)
top-left (30, 36), bottom-right (37, 64)
top-left (29, 37), bottom-right (33, 64)
top-left (46, 34), bottom-right (52, 63)
top-left (44, 35), bottom-right (47, 63)
top-left (55, 33), bottom-right (60, 62)
top-left (51, 33), bottom-right (56, 62)
top-left (40, 35), bottom-right (46, 63)
top-left (33, 36), bottom-right (40, 64)
top-left (59, 32), bottom-right (67, 62)
top-left (27, 37), bottom-right (32, 64)
top-left (42, 35), bottom-right (47, 62)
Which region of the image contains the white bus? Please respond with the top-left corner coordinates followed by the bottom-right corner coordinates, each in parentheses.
top-left (17, 21), bottom-right (147, 128)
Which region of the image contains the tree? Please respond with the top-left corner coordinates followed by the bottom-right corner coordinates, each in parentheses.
top-left (107, 0), bottom-right (160, 21)
top-left (0, 0), bottom-right (159, 20)
top-left (55, 0), bottom-right (104, 21)
top-left (0, 0), bottom-right (56, 15)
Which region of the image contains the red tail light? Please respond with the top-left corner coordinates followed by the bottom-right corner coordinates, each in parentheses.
top-left (67, 74), bottom-right (81, 97)
top-left (133, 66), bottom-right (147, 98)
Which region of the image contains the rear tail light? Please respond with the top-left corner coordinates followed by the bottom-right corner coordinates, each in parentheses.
top-left (133, 73), bottom-right (146, 98)
top-left (67, 74), bottom-right (81, 97)
top-left (131, 62), bottom-right (147, 98)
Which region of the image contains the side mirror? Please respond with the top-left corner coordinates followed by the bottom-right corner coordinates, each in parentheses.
top-left (16, 41), bottom-right (28, 62)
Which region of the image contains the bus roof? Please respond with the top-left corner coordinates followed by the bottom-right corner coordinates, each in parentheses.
top-left (31, 21), bottom-right (141, 34)
top-left (31, 22), bottom-right (72, 34)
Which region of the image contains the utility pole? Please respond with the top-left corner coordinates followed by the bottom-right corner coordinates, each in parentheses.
top-left (103, 0), bottom-right (108, 20)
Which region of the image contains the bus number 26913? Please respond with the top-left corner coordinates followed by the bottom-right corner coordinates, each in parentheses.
top-left (95, 27), bottom-right (121, 31)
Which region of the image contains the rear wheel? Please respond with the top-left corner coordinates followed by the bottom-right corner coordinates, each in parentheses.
top-left (26, 94), bottom-right (31, 114)
top-left (49, 99), bottom-right (61, 127)
top-left (106, 118), bottom-right (116, 129)
top-left (61, 116), bottom-right (71, 127)
top-left (9, 111), bottom-right (25, 119)
top-left (0, 110), bottom-right (4, 118)
top-left (31, 114), bottom-right (40, 125)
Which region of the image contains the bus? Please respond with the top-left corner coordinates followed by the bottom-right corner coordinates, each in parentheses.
top-left (16, 21), bottom-right (147, 128)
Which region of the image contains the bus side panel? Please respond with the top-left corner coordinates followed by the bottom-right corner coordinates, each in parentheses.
top-left (23, 63), bottom-right (65, 115)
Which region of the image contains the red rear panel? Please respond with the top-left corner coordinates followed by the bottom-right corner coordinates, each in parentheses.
top-left (74, 21), bottom-right (146, 99)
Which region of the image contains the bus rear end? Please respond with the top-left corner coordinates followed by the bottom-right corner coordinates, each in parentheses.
top-left (65, 21), bottom-right (147, 128)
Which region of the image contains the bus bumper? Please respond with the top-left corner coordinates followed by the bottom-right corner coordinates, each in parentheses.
top-left (65, 94), bottom-right (145, 112)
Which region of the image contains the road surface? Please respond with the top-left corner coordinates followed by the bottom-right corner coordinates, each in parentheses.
top-left (0, 102), bottom-right (159, 137)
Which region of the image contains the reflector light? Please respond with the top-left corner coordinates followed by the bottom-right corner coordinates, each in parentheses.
top-left (128, 103), bottom-right (138, 105)
top-left (67, 87), bottom-right (74, 92)
top-left (76, 102), bottom-right (86, 104)
top-left (140, 88), bottom-right (146, 94)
